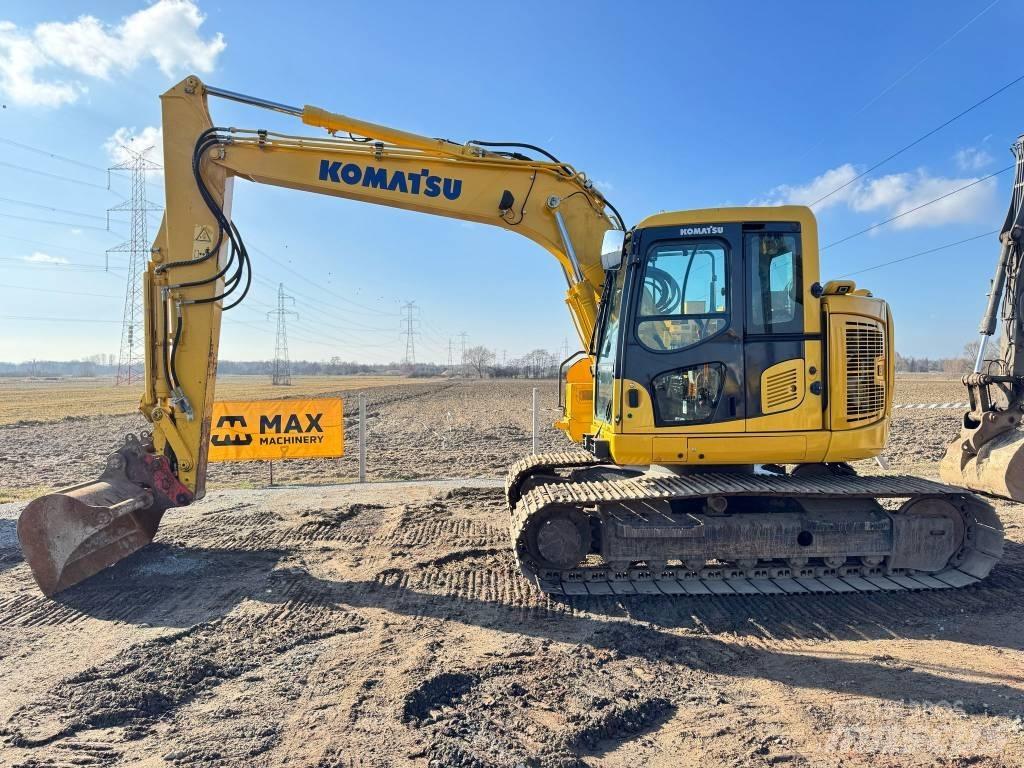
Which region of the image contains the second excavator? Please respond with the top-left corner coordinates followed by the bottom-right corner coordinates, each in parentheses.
top-left (17, 77), bottom-right (1012, 597)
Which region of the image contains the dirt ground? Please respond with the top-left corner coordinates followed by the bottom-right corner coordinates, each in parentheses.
top-left (1, 377), bottom-right (1023, 767)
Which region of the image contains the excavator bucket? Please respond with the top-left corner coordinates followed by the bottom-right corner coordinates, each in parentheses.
top-left (940, 420), bottom-right (1024, 502)
top-left (17, 434), bottom-right (193, 597)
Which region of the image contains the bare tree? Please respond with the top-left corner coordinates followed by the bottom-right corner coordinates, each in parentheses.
top-left (963, 340), bottom-right (981, 371)
top-left (463, 345), bottom-right (495, 378)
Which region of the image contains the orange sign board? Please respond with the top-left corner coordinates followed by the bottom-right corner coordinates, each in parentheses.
top-left (208, 398), bottom-right (344, 462)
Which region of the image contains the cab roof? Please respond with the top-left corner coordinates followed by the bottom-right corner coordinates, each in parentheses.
top-left (635, 205), bottom-right (816, 230)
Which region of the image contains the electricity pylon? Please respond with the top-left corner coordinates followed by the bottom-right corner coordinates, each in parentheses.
top-left (268, 283), bottom-right (298, 385)
top-left (107, 146), bottom-right (161, 385)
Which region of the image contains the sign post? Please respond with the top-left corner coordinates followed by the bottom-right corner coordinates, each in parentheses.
top-left (358, 393), bottom-right (367, 483)
top-left (532, 387), bottom-right (538, 454)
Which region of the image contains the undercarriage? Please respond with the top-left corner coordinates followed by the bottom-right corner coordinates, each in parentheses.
top-left (506, 452), bottom-right (1005, 596)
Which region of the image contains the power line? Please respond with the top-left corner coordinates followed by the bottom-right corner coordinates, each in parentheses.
top-left (838, 230), bottom-right (998, 277)
top-left (810, 72), bottom-right (1024, 208)
top-left (0, 136), bottom-right (110, 173)
top-left (250, 275), bottom-right (395, 332)
top-left (0, 283), bottom-right (121, 298)
top-left (0, 135), bottom-right (165, 195)
top-left (0, 256), bottom-right (124, 273)
top-left (223, 317), bottom-right (399, 362)
top-left (822, 165), bottom-right (1013, 250)
top-left (0, 314), bottom-right (120, 323)
top-left (0, 210), bottom-right (124, 236)
top-left (0, 233), bottom-right (111, 258)
top-left (795, 1), bottom-right (1002, 163)
top-left (859, 0), bottom-right (1001, 115)
top-left (0, 195), bottom-right (111, 222)
top-left (248, 244), bottom-right (399, 317)
top-left (236, 303), bottom-right (400, 350)
top-left (0, 160), bottom-right (114, 192)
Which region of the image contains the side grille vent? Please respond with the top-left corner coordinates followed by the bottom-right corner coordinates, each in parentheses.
top-left (845, 321), bottom-right (885, 423)
top-left (765, 368), bottom-right (799, 411)
top-left (759, 359), bottom-right (804, 416)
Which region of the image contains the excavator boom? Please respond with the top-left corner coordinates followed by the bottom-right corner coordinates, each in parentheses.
top-left (18, 76), bottom-right (619, 595)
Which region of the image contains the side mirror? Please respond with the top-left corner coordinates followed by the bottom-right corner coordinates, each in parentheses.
top-left (601, 230), bottom-right (625, 270)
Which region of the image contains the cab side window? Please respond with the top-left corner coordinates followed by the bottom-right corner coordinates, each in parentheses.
top-left (747, 233), bottom-right (802, 335)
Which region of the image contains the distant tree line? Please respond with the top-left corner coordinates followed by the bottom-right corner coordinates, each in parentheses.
top-left (0, 348), bottom-right (569, 379)
top-left (895, 340), bottom-right (985, 374)
top-left (0, 354), bottom-right (117, 378)
top-left (5, 340), bottom-right (998, 380)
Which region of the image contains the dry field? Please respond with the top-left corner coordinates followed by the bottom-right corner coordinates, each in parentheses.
top-left (0, 375), bottom-right (416, 427)
top-left (0, 376), bottom-right (1022, 767)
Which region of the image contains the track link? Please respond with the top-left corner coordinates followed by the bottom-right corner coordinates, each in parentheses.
top-left (506, 464), bottom-right (1006, 597)
top-left (504, 450), bottom-right (601, 509)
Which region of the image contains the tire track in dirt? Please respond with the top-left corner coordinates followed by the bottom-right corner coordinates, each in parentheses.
top-left (1, 602), bottom-right (366, 752)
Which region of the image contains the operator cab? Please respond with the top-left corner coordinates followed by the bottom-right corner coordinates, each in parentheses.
top-left (589, 206), bottom-right (829, 463)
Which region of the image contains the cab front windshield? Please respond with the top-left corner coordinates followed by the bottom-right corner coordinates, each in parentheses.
top-left (593, 264), bottom-right (626, 424)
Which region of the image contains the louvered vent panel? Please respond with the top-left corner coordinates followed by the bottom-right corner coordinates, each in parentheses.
top-left (764, 368), bottom-right (799, 411)
top-left (845, 321), bottom-right (885, 423)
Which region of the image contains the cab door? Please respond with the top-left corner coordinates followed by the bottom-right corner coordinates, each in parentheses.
top-left (619, 223), bottom-right (746, 434)
top-left (742, 223), bottom-right (824, 432)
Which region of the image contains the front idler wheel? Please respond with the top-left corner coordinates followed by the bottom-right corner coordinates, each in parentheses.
top-left (523, 506), bottom-right (592, 571)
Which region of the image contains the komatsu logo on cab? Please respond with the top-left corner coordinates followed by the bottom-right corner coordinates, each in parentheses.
top-left (318, 160), bottom-right (463, 200)
top-left (680, 225), bottom-right (724, 236)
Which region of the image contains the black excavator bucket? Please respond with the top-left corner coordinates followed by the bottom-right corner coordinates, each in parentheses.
top-left (17, 434), bottom-right (193, 597)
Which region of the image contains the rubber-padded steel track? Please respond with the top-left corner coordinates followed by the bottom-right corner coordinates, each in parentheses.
top-left (505, 455), bottom-right (1005, 597)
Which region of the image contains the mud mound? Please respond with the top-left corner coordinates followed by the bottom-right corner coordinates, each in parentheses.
top-left (402, 672), bottom-right (480, 724)
top-left (410, 652), bottom-right (689, 768)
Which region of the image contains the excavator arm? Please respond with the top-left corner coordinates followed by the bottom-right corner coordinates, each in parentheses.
top-left (941, 134), bottom-right (1024, 498)
top-left (17, 75), bottom-right (621, 596)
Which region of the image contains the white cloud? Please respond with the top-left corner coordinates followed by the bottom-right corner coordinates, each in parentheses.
top-left (0, 1), bottom-right (225, 108)
top-left (105, 125), bottom-right (163, 169)
top-left (954, 146), bottom-right (994, 172)
top-left (0, 22), bottom-right (80, 107)
top-left (754, 164), bottom-right (997, 230)
top-left (865, 171), bottom-right (996, 229)
top-left (70, 228), bottom-right (82, 235)
top-left (593, 179), bottom-right (615, 193)
top-left (23, 251), bottom-right (68, 264)
top-left (751, 164), bottom-right (859, 211)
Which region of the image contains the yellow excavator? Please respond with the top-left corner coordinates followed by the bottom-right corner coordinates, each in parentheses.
top-left (17, 77), bottom-right (1013, 597)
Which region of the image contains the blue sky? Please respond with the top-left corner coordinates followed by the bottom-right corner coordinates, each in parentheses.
top-left (0, 0), bottom-right (1020, 363)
